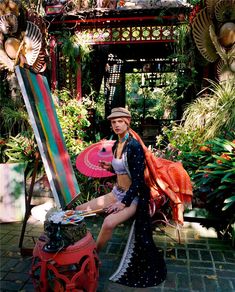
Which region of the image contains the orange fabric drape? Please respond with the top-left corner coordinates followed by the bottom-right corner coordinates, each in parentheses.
top-left (130, 129), bottom-right (193, 224)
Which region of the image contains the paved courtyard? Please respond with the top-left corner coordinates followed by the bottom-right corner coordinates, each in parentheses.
top-left (0, 214), bottom-right (235, 292)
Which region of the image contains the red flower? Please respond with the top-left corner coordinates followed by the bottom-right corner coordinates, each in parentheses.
top-left (199, 146), bottom-right (211, 152)
top-left (220, 153), bottom-right (231, 161)
top-left (189, 4), bottom-right (203, 24)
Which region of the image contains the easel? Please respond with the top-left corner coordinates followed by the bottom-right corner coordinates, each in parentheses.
top-left (16, 66), bottom-right (81, 255)
top-left (19, 151), bottom-right (40, 256)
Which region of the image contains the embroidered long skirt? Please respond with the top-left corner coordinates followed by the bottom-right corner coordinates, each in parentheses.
top-left (109, 220), bottom-right (167, 288)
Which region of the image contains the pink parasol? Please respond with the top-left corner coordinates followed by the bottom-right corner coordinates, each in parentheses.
top-left (76, 140), bottom-right (116, 178)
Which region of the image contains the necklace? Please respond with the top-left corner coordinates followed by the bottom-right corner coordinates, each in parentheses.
top-left (119, 132), bottom-right (129, 144)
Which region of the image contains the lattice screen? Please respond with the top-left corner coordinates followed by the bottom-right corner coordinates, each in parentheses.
top-left (104, 54), bottom-right (125, 116)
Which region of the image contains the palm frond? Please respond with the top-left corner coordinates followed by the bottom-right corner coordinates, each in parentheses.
top-left (182, 79), bottom-right (235, 140)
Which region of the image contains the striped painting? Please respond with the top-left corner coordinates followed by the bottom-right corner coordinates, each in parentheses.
top-left (15, 66), bottom-right (80, 209)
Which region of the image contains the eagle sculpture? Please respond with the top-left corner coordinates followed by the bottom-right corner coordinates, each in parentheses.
top-left (191, 0), bottom-right (235, 81)
top-left (0, 0), bottom-right (47, 72)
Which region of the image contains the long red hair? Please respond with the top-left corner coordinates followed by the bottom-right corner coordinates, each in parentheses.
top-left (129, 128), bottom-right (193, 225)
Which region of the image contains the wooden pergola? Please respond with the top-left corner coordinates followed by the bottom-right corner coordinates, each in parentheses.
top-left (44, 1), bottom-right (192, 116)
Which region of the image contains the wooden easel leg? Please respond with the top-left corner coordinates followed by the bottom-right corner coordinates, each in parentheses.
top-left (19, 152), bottom-right (40, 255)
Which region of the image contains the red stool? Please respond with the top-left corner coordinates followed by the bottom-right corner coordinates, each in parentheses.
top-left (31, 231), bottom-right (99, 292)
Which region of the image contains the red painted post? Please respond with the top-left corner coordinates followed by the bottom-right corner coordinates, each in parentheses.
top-left (50, 36), bottom-right (57, 92)
top-left (76, 56), bottom-right (82, 102)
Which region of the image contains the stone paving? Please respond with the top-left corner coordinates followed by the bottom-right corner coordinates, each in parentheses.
top-left (0, 215), bottom-right (235, 292)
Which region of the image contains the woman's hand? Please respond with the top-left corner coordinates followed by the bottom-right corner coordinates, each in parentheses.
top-left (105, 202), bottom-right (126, 214)
top-left (99, 160), bottom-right (111, 170)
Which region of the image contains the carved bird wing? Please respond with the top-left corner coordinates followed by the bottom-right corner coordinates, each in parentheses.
top-left (206, 0), bottom-right (217, 19)
top-left (23, 21), bottom-right (42, 66)
top-left (215, 0), bottom-right (235, 22)
top-left (209, 24), bottom-right (228, 62)
top-left (192, 7), bottom-right (218, 62)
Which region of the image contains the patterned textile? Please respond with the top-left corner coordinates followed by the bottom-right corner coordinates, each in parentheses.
top-left (110, 135), bottom-right (167, 287)
top-left (109, 220), bottom-right (166, 287)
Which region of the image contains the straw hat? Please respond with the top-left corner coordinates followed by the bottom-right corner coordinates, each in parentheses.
top-left (107, 107), bottom-right (131, 120)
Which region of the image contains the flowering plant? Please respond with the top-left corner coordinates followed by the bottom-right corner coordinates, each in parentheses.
top-left (193, 137), bottom-right (235, 218)
top-left (4, 133), bottom-right (43, 178)
top-left (154, 128), bottom-right (235, 239)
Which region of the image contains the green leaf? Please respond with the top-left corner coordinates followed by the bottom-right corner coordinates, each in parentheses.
top-left (224, 196), bottom-right (235, 203)
top-left (210, 169), bottom-right (234, 174)
top-left (222, 178), bottom-right (235, 183)
top-left (218, 185), bottom-right (229, 190)
top-left (222, 201), bottom-right (234, 211)
top-left (221, 172), bottom-right (234, 183)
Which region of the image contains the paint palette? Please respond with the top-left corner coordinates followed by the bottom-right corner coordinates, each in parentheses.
top-left (48, 210), bottom-right (84, 225)
top-left (62, 212), bottom-right (84, 224)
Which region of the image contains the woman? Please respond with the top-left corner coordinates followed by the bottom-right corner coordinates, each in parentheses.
top-left (76, 107), bottom-right (167, 288)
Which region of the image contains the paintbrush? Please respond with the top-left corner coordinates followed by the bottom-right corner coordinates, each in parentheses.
top-left (78, 208), bottom-right (104, 216)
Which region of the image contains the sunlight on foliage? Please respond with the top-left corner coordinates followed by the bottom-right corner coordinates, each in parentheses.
top-left (182, 79), bottom-right (235, 140)
top-left (53, 89), bottom-right (91, 160)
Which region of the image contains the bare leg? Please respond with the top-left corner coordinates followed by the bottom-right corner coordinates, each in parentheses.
top-left (76, 192), bottom-right (116, 213)
top-left (96, 204), bottom-right (137, 252)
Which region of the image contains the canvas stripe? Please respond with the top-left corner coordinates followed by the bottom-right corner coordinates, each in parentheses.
top-left (24, 68), bottom-right (68, 206)
top-left (36, 74), bottom-right (78, 200)
top-left (31, 73), bottom-right (71, 203)
top-left (36, 73), bottom-right (80, 202)
top-left (24, 69), bottom-right (59, 177)
top-left (38, 74), bottom-right (79, 197)
top-left (15, 66), bottom-right (62, 208)
top-left (16, 66), bottom-right (80, 209)
top-left (23, 70), bottom-right (62, 185)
